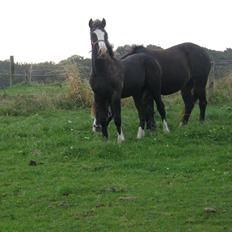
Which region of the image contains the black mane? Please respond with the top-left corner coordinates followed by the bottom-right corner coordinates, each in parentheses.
top-left (106, 42), bottom-right (115, 58)
top-left (121, 45), bottom-right (148, 59)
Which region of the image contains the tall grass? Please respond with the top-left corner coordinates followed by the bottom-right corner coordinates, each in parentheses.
top-left (0, 65), bottom-right (94, 115)
top-left (65, 64), bottom-right (93, 107)
top-left (208, 74), bottom-right (232, 104)
top-left (0, 70), bottom-right (232, 116)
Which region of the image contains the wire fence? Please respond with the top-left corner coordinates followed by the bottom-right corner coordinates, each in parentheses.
top-left (1, 58), bottom-right (232, 89)
top-left (0, 65), bottom-right (68, 88)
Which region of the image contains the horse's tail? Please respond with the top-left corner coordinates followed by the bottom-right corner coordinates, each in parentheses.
top-left (180, 43), bottom-right (211, 122)
top-left (181, 43), bottom-right (211, 83)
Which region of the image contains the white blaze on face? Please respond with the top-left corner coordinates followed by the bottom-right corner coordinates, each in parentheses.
top-left (93, 29), bottom-right (107, 54)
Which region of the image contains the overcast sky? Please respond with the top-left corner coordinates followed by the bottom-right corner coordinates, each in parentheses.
top-left (1, 0), bottom-right (231, 63)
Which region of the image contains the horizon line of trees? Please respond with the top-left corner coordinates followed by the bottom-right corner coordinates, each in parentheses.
top-left (0, 44), bottom-right (232, 88)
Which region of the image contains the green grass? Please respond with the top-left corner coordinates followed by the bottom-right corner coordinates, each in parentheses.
top-left (0, 82), bottom-right (67, 96)
top-left (0, 84), bottom-right (232, 231)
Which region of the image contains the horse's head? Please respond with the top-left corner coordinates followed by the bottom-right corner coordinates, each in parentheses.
top-left (89, 18), bottom-right (113, 57)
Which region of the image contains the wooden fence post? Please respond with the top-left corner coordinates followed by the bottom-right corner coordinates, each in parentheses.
top-left (9, 56), bottom-right (15, 87)
top-left (208, 61), bottom-right (215, 100)
top-left (29, 64), bottom-right (33, 83)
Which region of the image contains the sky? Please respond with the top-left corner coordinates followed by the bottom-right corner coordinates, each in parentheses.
top-left (0, 0), bottom-right (231, 63)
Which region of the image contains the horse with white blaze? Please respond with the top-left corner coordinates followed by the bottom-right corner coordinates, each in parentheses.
top-left (89, 18), bottom-right (169, 142)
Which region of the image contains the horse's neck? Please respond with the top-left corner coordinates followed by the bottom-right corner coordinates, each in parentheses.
top-left (91, 53), bottom-right (113, 75)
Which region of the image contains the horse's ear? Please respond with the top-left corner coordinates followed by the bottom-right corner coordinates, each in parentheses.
top-left (102, 18), bottom-right (106, 28)
top-left (89, 19), bottom-right (93, 28)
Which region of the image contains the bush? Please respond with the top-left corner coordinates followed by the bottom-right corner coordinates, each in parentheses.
top-left (208, 74), bottom-right (232, 104)
top-left (65, 65), bottom-right (92, 107)
top-left (0, 66), bottom-right (94, 116)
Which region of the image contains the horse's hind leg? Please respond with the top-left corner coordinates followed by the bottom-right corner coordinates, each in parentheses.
top-left (193, 86), bottom-right (207, 122)
top-left (153, 94), bottom-right (170, 133)
top-left (180, 81), bottom-right (194, 126)
top-left (133, 95), bottom-right (146, 139)
top-left (144, 92), bottom-right (156, 131)
top-left (199, 88), bottom-right (207, 121)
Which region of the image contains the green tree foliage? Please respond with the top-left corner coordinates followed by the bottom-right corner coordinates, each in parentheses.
top-left (114, 45), bottom-right (133, 58)
top-left (59, 55), bottom-right (91, 80)
top-left (206, 48), bottom-right (232, 79)
top-left (1, 45), bottom-right (232, 88)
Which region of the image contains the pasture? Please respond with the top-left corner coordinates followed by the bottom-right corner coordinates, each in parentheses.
top-left (0, 83), bottom-right (232, 231)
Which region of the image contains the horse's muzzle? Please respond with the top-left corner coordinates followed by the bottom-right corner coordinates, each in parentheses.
top-left (92, 124), bottom-right (102, 133)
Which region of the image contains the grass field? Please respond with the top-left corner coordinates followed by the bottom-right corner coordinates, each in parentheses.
top-left (0, 84), bottom-right (232, 231)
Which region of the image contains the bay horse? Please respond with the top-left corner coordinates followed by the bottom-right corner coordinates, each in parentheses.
top-left (122, 44), bottom-right (211, 125)
top-left (89, 18), bottom-right (169, 142)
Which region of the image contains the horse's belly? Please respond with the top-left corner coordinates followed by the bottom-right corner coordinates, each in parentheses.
top-left (121, 85), bottom-right (141, 98)
top-left (161, 74), bottom-right (189, 95)
top-left (121, 73), bottom-right (145, 98)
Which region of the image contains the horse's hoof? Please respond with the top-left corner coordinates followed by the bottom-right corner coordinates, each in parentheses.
top-left (162, 120), bottom-right (170, 133)
top-left (117, 131), bottom-right (125, 144)
top-left (137, 127), bottom-right (145, 139)
top-left (103, 138), bottom-right (108, 143)
top-left (179, 121), bottom-right (187, 127)
top-left (163, 128), bottom-right (170, 133)
top-left (117, 138), bottom-right (124, 144)
top-left (117, 136), bottom-right (125, 144)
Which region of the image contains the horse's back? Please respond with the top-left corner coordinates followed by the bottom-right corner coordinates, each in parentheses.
top-left (121, 53), bottom-right (153, 97)
top-left (173, 43), bottom-right (211, 85)
top-left (121, 43), bottom-right (211, 95)
top-left (149, 47), bottom-right (190, 94)
top-left (149, 43), bottom-right (211, 94)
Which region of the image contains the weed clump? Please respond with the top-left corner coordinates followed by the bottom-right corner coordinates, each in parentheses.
top-left (65, 64), bottom-right (92, 107)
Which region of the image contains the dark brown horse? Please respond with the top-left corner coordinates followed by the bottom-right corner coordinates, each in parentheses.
top-left (89, 19), bottom-right (169, 142)
top-left (122, 44), bottom-right (211, 125)
top-left (89, 18), bottom-right (124, 142)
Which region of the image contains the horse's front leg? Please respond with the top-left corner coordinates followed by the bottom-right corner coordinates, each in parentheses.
top-left (101, 121), bottom-right (108, 140)
top-left (111, 97), bottom-right (124, 143)
top-left (94, 96), bottom-right (109, 140)
top-left (96, 109), bottom-right (108, 139)
top-left (106, 106), bottom-right (113, 127)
